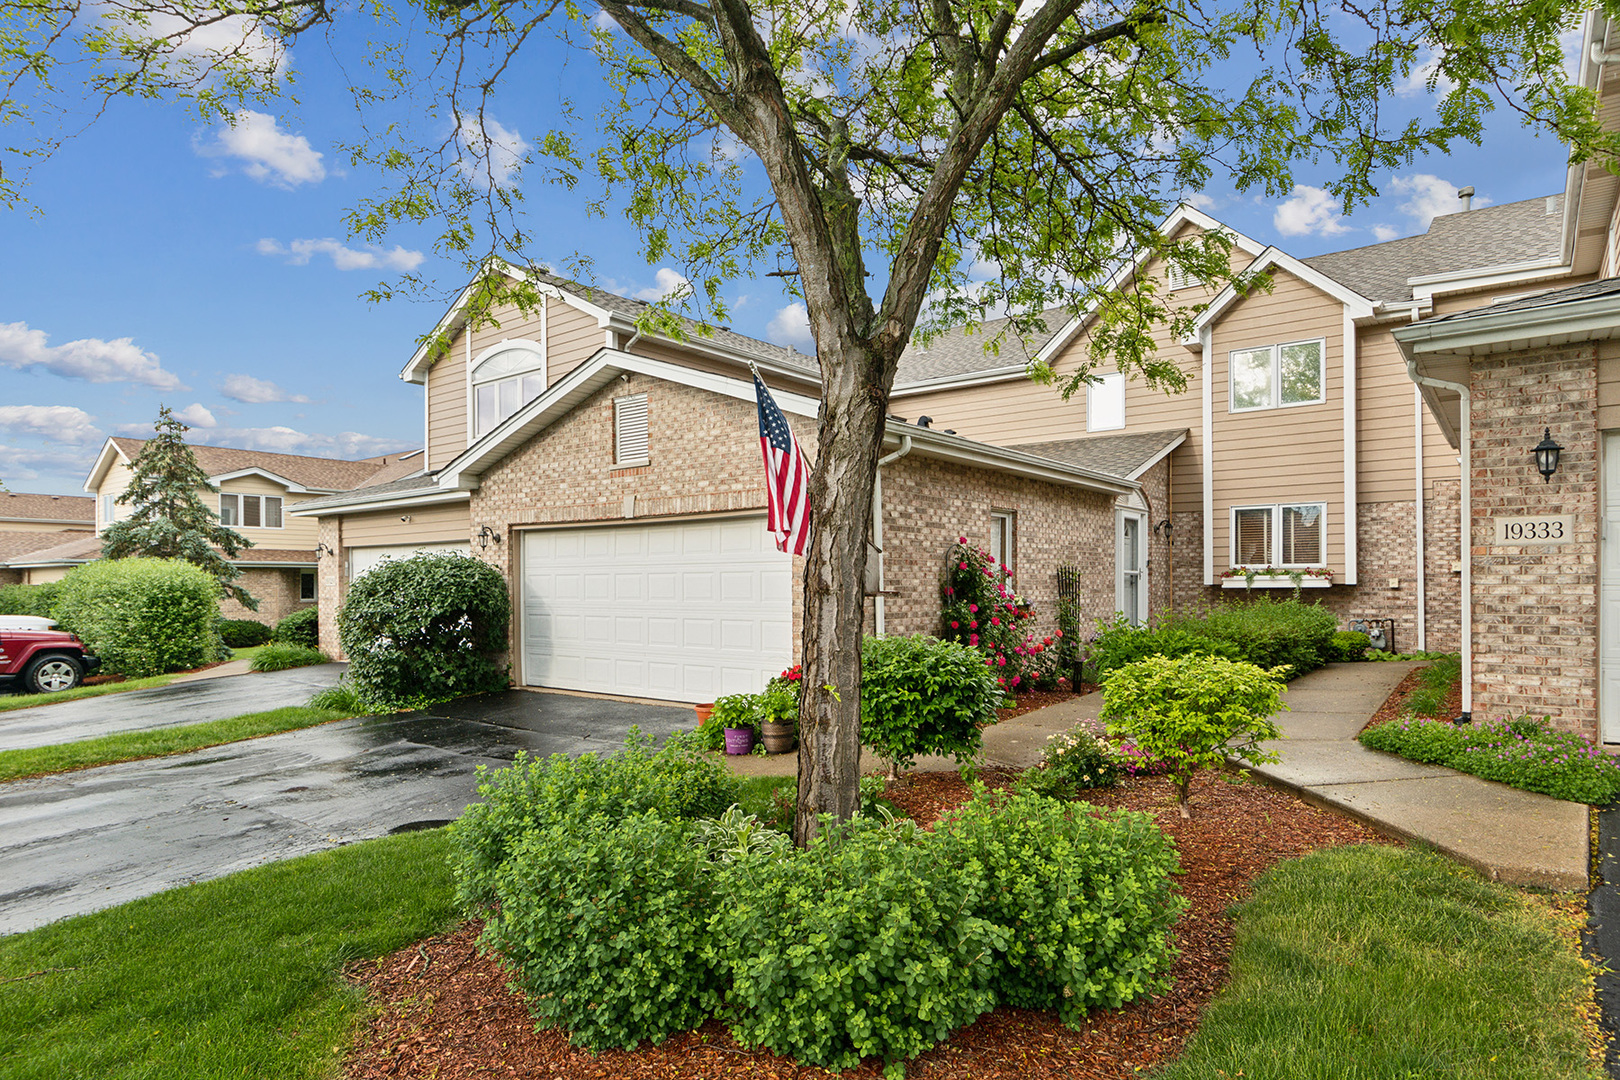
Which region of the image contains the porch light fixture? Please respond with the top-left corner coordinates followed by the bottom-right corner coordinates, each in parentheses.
top-left (1533, 428), bottom-right (1564, 483)
top-left (314, 542), bottom-right (334, 559)
top-left (477, 525), bottom-right (502, 549)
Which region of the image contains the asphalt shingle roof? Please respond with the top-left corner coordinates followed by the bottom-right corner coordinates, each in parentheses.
top-left (290, 472), bottom-right (441, 513)
top-left (893, 307), bottom-right (1071, 387)
top-left (1009, 429), bottom-right (1187, 480)
top-left (0, 492), bottom-right (95, 523)
top-left (110, 438), bottom-right (417, 494)
top-left (0, 530), bottom-right (95, 562)
top-left (1301, 195), bottom-right (1565, 303)
top-left (1426, 275), bottom-right (1620, 323)
top-left (3, 534), bottom-right (103, 565)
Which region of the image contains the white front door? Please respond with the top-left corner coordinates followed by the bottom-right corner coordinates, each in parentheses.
top-left (1116, 511), bottom-right (1146, 626)
top-left (1602, 432), bottom-right (1620, 742)
top-left (519, 516), bottom-right (793, 703)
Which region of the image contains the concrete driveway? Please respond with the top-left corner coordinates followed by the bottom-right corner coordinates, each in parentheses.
top-left (0, 664), bottom-right (347, 752)
top-left (0, 689), bottom-right (694, 935)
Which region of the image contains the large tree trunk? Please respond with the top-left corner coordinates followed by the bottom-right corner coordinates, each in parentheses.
top-left (792, 339), bottom-right (891, 847)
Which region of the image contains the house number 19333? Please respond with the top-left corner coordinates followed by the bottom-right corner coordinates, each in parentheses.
top-left (1493, 515), bottom-right (1573, 545)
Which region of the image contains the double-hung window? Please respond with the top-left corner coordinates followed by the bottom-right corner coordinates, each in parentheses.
top-left (989, 511), bottom-right (1015, 580)
top-left (1231, 503), bottom-right (1326, 568)
top-left (1229, 338), bottom-right (1325, 411)
top-left (220, 493), bottom-right (283, 529)
top-left (1086, 371), bottom-right (1125, 432)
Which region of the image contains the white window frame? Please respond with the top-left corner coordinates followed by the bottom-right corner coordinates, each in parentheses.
top-left (220, 493), bottom-right (284, 530)
top-left (101, 493), bottom-right (115, 528)
top-left (614, 393), bottom-right (650, 466)
top-left (1228, 337), bottom-right (1326, 413)
top-left (1229, 502), bottom-right (1328, 569)
top-left (299, 570), bottom-right (316, 601)
top-left (989, 510), bottom-right (1015, 580)
top-left (469, 339), bottom-right (547, 442)
top-left (1087, 371), bottom-right (1126, 432)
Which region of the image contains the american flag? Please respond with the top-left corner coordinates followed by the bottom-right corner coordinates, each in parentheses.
top-left (754, 370), bottom-right (812, 555)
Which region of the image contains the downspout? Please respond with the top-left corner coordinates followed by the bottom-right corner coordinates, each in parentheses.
top-left (1414, 384), bottom-right (1427, 651)
top-left (873, 434), bottom-right (914, 637)
top-left (1405, 357), bottom-right (1471, 723)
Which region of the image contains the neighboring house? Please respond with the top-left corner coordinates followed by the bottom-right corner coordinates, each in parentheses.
top-left (292, 268), bottom-right (1164, 703)
top-left (0, 440), bottom-right (420, 624)
top-left (0, 492), bottom-right (96, 586)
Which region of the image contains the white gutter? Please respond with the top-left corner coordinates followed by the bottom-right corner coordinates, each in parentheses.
top-left (873, 434), bottom-right (914, 636)
top-left (1405, 356), bottom-right (1471, 722)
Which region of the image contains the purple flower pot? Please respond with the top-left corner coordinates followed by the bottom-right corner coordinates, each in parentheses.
top-left (723, 727), bottom-right (755, 755)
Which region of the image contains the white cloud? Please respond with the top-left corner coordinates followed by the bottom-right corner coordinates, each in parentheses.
top-left (634, 268), bottom-right (691, 302)
top-left (1372, 224), bottom-right (1402, 242)
top-left (0, 321), bottom-right (183, 390)
top-left (201, 426), bottom-right (412, 458)
top-left (174, 403), bottom-right (217, 428)
top-left (1182, 192), bottom-right (1216, 212)
top-left (768, 303), bottom-right (815, 350)
top-left (256, 237), bottom-right (425, 272)
top-left (0, 444), bottom-right (97, 484)
top-left (1273, 184), bottom-right (1351, 238)
top-left (455, 114), bottom-right (527, 190)
top-left (1388, 173), bottom-right (1490, 230)
top-left (1396, 49), bottom-right (1456, 98)
top-left (195, 110), bottom-right (325, 188)
top-left (220, 373), bottom-right (310, 404)
top-left (0, 405), bottom-right (100, 444)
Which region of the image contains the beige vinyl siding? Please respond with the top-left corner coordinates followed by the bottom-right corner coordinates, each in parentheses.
top-left (546, 298), bottom-right (604, 383)
top-left (1209, 271), bottom-right (1345, 575)
top-left (95, 458), bottom-right (136, 531)
top-left (467, 306), bottom-right (544, 362)
top-left (217, 475), bottom-right (321, 548)
top-left (1598, 338), bottom-right (1620, 430)
top-left (338, 501), bottom-right (470, 546)
top-left (23, 567), bottom-right (71, 585)
top-left (426, 341), bottom-right (468, 470)
top-left (0, 520), bottom-right (91, 533)
top-left (1356, 328), bottom-right (1460, 502)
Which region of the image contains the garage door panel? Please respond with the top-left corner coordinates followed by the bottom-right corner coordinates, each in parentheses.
top-left (523, 517), bottom-right (791, 703)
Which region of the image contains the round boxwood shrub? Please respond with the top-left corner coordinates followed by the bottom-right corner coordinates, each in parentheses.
top-left (54, 557), bottom-right (222, 676)
top-left (337, 552), bottom-right (510, 710)
top-left (860, 633), bottom-right (1005, 771)
top-left (218, 617), bottom-right (273, 648)
top-left (273, 606), bottom-right (319, 648)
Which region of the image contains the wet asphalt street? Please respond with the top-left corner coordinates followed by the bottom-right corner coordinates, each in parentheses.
top-left (0, 664), bottom-right (347, 752)
top-left (0, 690), bottom-right (692, 935)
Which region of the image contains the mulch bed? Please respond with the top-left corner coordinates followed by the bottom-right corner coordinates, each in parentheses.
top-left (344, 769), bottom-right (1389, 1080)
top-left (995, 679), bottom-right (1097, 720)
top-left (1359, 663), bottom-right (1462, 735)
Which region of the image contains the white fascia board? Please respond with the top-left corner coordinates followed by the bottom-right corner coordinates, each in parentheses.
top-left (883, 425), bottom-right (1137, 497)
top-left (1407, 257), bottom-right (1571, 302)
top-left (1394, 292), bottom-right (1620, 361)
top-left (208, 467), bottom-right (339, 494)
top-left (233, 559), bottom-right (318, 569)
top-left (82, 438), bottom-right (130, 494)
top-left (1185, 248), bottom-right (1375, 346)
top-left (287, 488), bottom-right (471, 518)
top-left (0, 517), bottom-right (94, 528)
top-left (1124, 431), bottom-right (1189, 481)
top-left (435, 350), bottom-right (819, 491)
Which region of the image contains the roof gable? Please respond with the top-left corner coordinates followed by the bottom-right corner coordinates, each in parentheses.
top-left (93, 438), bottom-right (413, 494)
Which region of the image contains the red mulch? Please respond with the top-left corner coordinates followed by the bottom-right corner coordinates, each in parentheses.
top-left (344, 770), bottom-right (1389, 1080)
top-left (1360, 663), bottom-right (1462, 735)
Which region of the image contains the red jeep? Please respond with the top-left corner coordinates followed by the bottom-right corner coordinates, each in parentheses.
top-left (0, 616), bottom-right (102, 694)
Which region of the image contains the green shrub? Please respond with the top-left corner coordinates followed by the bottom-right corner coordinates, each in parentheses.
top-left (337, 552), bottom-right (509, 710)
top-left (1361, 714), bottom-right (1620, 804)
top-left (218, 618), bottom-right (273, 648)
top-left (53, 558), bottom-right (221, 676)
top-left (934, 788), bottom-right (1185, 1024)
top-left (860, 634), bottom-right (1004, 771)
top-left (1195, 597), bottom-right (1337, 676)
top-left (250, 643), bottom-right (329, 671)
top-left (0, 581), bottom-right (59, 619)
top-left (448, 729), bottom-right (739, 908)
top-left (940, 538), bottom-right (1059, 691)
top-left (1087, 616), bottom-right (1227, 679)
top-left (1015, 725), bottom-right (1128, 797)
top-left (308, 678), bottom-right (367, 715)
top-left (711, 816), bottom-right (1005, 1077)
top-left (273, 606), bottom-right (319, 648)
top-left (1326, 630), bottom-right (1371, 663)
top-left (483, 813), bottom-right (723, 1052)
top-left (711, 692), bottom-right (761, 735)
top-left (1101, 654), bottom-right (1286, 817)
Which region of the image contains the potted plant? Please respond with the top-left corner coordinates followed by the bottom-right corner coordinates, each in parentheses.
top-left (711, 693), bottom-right (759, 755)
top-left (759, 668), bottom-right (801, 753)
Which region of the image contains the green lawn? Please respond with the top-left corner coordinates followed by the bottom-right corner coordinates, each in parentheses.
top-left (0, 829), bottom-right (457, 1080)
top-left (0, 647), bottom-right (268, 715)
top-left (1152, 844), bottom-right (1602, 1080)
top-left (0, 706), bottom-right (350, 782)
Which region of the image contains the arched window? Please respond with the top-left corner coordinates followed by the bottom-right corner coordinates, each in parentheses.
top-left (472, 340), bottom-right (546, 438)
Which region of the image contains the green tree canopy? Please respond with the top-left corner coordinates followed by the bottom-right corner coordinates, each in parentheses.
top-left (101, 406), bottom-right (257, 610)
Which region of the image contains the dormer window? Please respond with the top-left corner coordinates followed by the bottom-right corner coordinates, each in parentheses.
top-left (472, 341), bottom-right (547, 439)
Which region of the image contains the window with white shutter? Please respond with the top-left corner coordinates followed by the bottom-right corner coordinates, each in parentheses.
top-left (615, 394), bottom-right (650, 465)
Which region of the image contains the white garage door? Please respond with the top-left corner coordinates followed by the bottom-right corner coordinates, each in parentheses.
top-left (521, 517), bottom-right (793, 703)
top-left (348, 542), bottom-right (471, 581)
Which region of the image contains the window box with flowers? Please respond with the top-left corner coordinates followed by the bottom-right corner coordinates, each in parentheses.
top-left (1220, 566), bottom-right (1335, 589)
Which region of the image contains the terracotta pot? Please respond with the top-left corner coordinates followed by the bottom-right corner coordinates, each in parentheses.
top-left (723, 727), bottom-right (755, 755)
top-left (761, 721), bottom-right (797, 754)
top-left (693, 702), bottom-right (716, 725)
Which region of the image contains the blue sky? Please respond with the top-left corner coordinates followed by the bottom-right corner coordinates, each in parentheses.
top-left (0, 17), bottom-right (1585, 495)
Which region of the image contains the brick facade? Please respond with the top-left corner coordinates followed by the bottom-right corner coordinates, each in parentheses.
top-left (219, 567), bottom-right (314, 627)
top-left (1468, 346), bottom-right (1601, 737)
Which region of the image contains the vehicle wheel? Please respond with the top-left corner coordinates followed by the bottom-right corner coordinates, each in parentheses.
top-left (23, 654), bottom-right (84, 694)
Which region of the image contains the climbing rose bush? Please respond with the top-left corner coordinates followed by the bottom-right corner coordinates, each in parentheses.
top-left (940, 537), bottom-right (1060, 691)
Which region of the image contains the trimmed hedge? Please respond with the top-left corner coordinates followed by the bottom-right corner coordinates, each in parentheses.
top-left (337, 553), bottom-right (509, 710)
top-left (860, 634), bottom-right (1005, 770)
top-left (273, 606), bottom-right (319, 648)
top-left (53, 558), bottom-right (221, 676)
top-left (219, 618), bottom-right (273, 648)
top-left (1089, 597), bottom-right (1337, 680)
top-left (0, 582), bottom-right (59, 619)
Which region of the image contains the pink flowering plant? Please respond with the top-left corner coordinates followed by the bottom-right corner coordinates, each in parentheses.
top-left (1361, 713), bottom-right (1620, 804)
top-left (940, 537), bottom-right (1061, 693)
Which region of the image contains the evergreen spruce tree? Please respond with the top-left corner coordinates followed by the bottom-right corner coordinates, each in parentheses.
top-left (101, 406), bottom-right (257, 610)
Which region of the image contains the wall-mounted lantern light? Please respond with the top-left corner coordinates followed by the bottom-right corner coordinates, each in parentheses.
top-left (1533, 427), bottom-right (1564, 484)
top-left (314, 542), bottom-right (334, 559)
top-left (477, 525), bottom-right (502, 549)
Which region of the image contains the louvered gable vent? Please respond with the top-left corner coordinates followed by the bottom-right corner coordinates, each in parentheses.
top-left (615, 394), bottom-right (650, 464)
